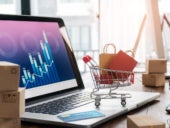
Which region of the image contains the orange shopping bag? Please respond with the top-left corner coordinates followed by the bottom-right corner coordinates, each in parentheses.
top-left (99, 43), bottom-right (117, 69)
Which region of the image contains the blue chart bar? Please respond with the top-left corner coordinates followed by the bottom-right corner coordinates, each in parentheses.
top-left (22, 31), bottom-right (60, 89)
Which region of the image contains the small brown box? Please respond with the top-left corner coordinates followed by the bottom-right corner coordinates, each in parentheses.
top-left (142, 73), bottom-right (165, 86)
top-left (127, 115), bottom-right (165, 128)
top-left (146, 59), bottom-right (167, 74)
top-left (0, 61), bottom-right (20, 91)
top-left (0, 118), bottom-right (21, 128)
top-left (0, 88), bottom-right (25, 118)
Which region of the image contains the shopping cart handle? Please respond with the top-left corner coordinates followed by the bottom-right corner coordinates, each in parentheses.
top-left (82, 55), bottom-right (92, 63)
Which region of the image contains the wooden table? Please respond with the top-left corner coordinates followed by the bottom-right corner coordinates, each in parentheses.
top-left (22, 73), bottom-right (170, 128)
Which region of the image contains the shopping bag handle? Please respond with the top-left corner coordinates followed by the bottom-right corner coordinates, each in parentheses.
top-left (125, 50), bottom-right (135, 58)
top-left (103, 43), bottom-right (116, 54)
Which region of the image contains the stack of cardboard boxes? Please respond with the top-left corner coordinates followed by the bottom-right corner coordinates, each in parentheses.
top-left (142, 59), bottom-right (167, 87)
top-left (0, 62), bottom-right (25, 128)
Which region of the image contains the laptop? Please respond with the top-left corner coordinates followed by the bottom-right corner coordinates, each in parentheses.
top-left (0, 14), bottom-right (160, 128)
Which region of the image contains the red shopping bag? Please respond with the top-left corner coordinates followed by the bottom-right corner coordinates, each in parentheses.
top-left (108, 50), bottom-right (137, 81)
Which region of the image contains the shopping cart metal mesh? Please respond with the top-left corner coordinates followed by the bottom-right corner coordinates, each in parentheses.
top-left (90, 66), bottom-right (134, 89)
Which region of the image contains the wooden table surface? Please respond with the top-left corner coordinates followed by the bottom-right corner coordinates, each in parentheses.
top-left (21, 73), bottom-right (170, 128)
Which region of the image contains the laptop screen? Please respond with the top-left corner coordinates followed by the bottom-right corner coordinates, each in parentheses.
top-left (0, 14), bottom-right (84, 99)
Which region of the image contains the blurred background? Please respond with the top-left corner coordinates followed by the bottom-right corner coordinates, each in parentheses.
top-left (0, 0), bottom-right (170, 73)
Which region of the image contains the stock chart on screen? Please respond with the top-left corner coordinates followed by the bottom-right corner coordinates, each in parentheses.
top-left (0, 20), bottom-right (75, 89)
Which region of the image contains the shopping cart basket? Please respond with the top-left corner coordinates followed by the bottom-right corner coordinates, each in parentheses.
top-left (83, 55), bottom-right (133, 107)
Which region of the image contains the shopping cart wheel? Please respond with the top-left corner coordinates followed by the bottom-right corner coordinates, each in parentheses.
top-left (95, 101), bottom-right (100, 107)
top-left (121, 100), bottom-right (126, 107)
top-left (95, 96), bottom-right (101, 107)
top-left (121, 95), bottom-right (126, 107)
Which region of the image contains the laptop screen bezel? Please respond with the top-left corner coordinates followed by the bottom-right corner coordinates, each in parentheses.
top-left (0, 14), bottom-right (84, 100)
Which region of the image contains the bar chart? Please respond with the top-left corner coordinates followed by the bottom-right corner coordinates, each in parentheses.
top-left (21, 32), bottom-right (60, 89)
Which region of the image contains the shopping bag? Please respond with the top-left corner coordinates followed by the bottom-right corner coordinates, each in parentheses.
top-left (99, 43), bottom-right (117, 69)
top-left (108, 50), bottom-right (137, 82)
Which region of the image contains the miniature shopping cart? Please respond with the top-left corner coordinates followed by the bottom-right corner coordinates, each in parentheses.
top-left (82, 55), bottom-right (134, 107)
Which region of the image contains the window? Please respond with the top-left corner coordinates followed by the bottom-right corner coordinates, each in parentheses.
top-left (31, 0), bottom-right (57, 16)
top-left (31, 0), bottom-right (99, 72)
top-left (60, 0), bottom-right (90, 3)
top-left (0, 0), bottom-right (21, 14)
top-left (67, 26), bottom-right (91, 50)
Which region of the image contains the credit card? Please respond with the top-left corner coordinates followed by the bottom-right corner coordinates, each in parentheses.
top-left (57, 110), bottom-right (105, 122)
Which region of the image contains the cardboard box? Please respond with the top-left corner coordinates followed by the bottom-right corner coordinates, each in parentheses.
top-left (127, 115), bottom-right (165, 128)
top-left (0, 88), bottom-right (25, 118)
top-left (0, 61), bottom-right (20, 91)
top-left (146, 59), bottom-right (167, 73)
top-left (0, 118), bottom-right (21, 128)
top-left (142, 73), bottom-right (165, 86)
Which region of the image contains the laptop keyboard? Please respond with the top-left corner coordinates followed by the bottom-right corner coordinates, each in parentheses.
top-left (25, 92), bottom-right (93, 115)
